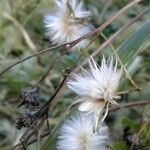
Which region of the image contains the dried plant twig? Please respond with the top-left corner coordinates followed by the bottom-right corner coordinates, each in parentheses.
top-left (0, 0), bottom-right (142, 78)
top-left (12, 1), bottom-right (145, 149)
top-left (13, 99), bottom-right (150, 149)
top-left (13, 70), bottom-right (70, 150)
top-left (75, 8), bottom-right (150, 72)
top-left (0, 44), bottom-right (68, 77)
top-left (109, 100), bottom-right (150, 112)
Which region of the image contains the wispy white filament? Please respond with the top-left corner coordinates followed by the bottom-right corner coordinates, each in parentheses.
top-left (57, 114), bottom-right (109, 150)
top-left (67, 57), bottom-right (122, 132)
top-left (44, 0), bottom-right (93, 50)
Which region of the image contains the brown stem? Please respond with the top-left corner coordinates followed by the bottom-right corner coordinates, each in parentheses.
top-left (0, 44), bottom-right (67, 77)
top-left (12, 0), bottom-right (145, 149)
top-left (0, 0), bottom-right (142, 78)
top-left (35, 7), bottom-right (150, 86)
top-left (13, 100), bottom-right (150, 149)
top-left (109, 100), bottom-right (150, 112)
top-left (74, 8), bottom-right (150, 72)
top-left (35, 40), bottom-right (80, 86)
top-left (12, 130), bottom-right (50, 150)
top-left (57, 8), bottom-right (150, 105)
top-left (37, 129), bottom-right (41, 150)
top-left (14, 72), bottom-right (69, 150)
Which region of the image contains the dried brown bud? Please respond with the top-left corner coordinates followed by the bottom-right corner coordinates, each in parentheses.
top-left (16, 110), bottom-right (35, 130)
top-left (18, 86), bottom-right (40, 107)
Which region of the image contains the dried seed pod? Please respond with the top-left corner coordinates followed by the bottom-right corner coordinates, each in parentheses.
top-left (18, 86), bottom-right (40, 107)
top-left (16, 110), bottom-right (35, 130)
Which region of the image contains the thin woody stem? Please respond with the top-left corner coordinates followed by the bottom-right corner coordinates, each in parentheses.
top-left (35, 43), bottom-right (77, 86)
top-left (15, 72), bottom-right (69, 150)
top-left (75, 8), bottom-right (150, 72)
top-left (0, 44), bottom-right (67, 77)
top-left (12, 0), bottom-right (146, 149)
top-left (37, 129), bottom-right (41, 150)
top-left (109, 100), bottom-right (150, 112)
top-left (0, 0), bottom-right (142, 78)
top-left (13, 99), bottom-right (150, 149)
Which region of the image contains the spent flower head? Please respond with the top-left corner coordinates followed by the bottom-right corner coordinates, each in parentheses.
top-left (67, 56), bottom-right (122, 133)
top-left (44, 0), bottom-right (93, 50)
top-left (57, 114), bottom-right (109, 150)
top-left (18, 86), bottom-right (40, 107)
top-left (16, 110), bottom-right (35, 130)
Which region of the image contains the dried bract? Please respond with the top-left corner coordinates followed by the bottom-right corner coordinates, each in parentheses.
top-left (18, 86), bottom-right (40, 107)
top-left (16, 110), bottom-right (35, 130)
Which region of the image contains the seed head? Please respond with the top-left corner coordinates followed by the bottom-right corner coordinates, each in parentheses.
top-left (44, 0), bottom-right (93, 50)
top-left (57, 114), bottom-right (110, 150)
top-left (67, 56), bottom-right (122, 133)
top-left (16, 110), bottom-right (35, 130)
top-left (18, 86), bottom-right (40, 107)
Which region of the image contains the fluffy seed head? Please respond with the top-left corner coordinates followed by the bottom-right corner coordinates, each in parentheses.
top-left (67, 57), bottom-right (122, 133)
top-left (67, 56), bottom-right (122, 113)
top-left (44, 0), bottom-right (92, 50)
top-left (57, 114), bottom-right (109, 150)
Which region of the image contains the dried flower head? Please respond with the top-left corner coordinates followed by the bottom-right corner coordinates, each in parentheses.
top-left (18, 86), bottom-right (40, 107)
top-left (67, 57), bottom-right (122, 133)
top-left (44, 0), bottom-right (92, 50)
top-left (16, 110), bottom-right (35, 130)
top-left (57, 114), bottom-right (109, 150)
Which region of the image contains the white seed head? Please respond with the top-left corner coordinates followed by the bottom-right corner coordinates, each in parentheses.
top-left (44, 0), bottom-right (93, 50)
top-left (57, 114), bottom-right (109, 150)
top-left (67, 57), bottom-right (122, 132)
top-left (68, 56), bottom-right (122, 112)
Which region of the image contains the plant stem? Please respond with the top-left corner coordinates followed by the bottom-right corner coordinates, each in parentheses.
top-left (13, 100), bottom-right (150, 149)
top-left (0, 0), bottom-right (142, 78)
